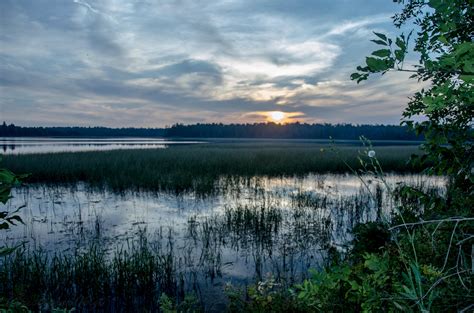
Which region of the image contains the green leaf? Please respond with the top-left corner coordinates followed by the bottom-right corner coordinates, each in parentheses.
top-left (394, 49), bottom-right (405, 62)
top-left (366, 57), bottom-right (389, 72)
top-left (438, 35), bottom-right (448, 44)
top-left (371, 49), bottom-right (391, 58)
top-left (0, 168), bottom-right (17, 183)
top-left (373, 32), bottom-right (387, 42)
top-left (396, 37), bottom-right (406, 50)
top-left (463, 61), bottom-right (474, 73)
top-left (428, 0), bottom-right (444, 9)
top-left (0, 246), bottom-right (17, 256)
top-left (370, 39), bottom-right (387, 46)
top-left (459, 75), bottom-right (474, 83)
top-left (453, 42), bottom-right (474, 57)
top-left (350, 73), bottom-right (361, 80)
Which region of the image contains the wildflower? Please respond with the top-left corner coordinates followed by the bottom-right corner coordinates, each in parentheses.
top-left (368, 150), bottom-right (376, 158)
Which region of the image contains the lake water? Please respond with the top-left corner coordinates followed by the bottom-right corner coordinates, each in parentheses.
top-left (0, 137), bottom-right (203, 154)
top-left (2, 174), bottom-right (445, 308)
top-left (0, 137), bottom-right (422, 154)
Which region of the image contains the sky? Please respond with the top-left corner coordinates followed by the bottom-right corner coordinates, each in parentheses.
top-left (0, 0), bottom-right (422, 127)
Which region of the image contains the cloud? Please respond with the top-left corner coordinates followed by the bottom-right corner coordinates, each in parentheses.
top-left (323, 15), bottom-right (390, 37)
top-left (0, 0), bottom-right (414, 127)
top-left (73, 0), bottom-right (104, 16)
top-left (243, 111), bottom-right (307, 123)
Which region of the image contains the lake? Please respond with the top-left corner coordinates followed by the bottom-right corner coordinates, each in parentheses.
top-left (0, 137), bottom-right (203, 154)
top-left (1, 138), bottom-right (439, 311)
top-left (0, 137), bottom-right (422, 155)
top-left (2, 173), bottom-right (445, 310)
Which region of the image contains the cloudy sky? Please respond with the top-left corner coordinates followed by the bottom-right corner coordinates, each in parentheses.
top-left (0, 0), bottom-right (421, 127)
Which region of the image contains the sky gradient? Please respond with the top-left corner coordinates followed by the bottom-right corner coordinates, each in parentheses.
top-left (0, 0), bottom-right (421, 127)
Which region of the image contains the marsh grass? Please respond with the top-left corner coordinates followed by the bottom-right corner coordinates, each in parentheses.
top-left (0, 143), bottom-right (442, 312)
top-left (1, 232), bottom-right (182, 312)
top-left (0, 178), bottom-right (446, 311)
top-left (0, 202), bottom-right (331, 311)
top-left (2, 143), bottom-right (422, 193)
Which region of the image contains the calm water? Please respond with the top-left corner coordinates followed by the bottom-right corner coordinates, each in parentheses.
top-left (2, 174), bottom-right (445, 306)
top-left (0, 137), bottom-right (422, 155)
top-left (0, 137), bottom-right (203, 154)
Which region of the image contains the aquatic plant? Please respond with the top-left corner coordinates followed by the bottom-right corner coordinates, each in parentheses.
top-left (3, 143), bottom-right (422, 194)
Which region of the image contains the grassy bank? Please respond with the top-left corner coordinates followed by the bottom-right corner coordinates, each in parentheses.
top-left (2, 142), bottom-right (422, 193)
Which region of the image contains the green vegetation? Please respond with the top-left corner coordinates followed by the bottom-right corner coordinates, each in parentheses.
top-left (0, 164), bottom-right (27, 256)
top-left (229, 0), bottom-right (474, 311)
top-left (2, 143), bottom-right (421, 193)
top-left (0, 122), bottom-right (421, 140)
top-left (1, 0), bottom-right (472, 311)
top-left (1, 234), bottom-right (193, 312)
top-left (2, 179), bottom-right (446, 312)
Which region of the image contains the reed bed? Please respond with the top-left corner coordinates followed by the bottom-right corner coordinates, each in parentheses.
top-left (0, 178), bottom-right (445, 312)
top-left (2, 143), bottom-right (422, 193)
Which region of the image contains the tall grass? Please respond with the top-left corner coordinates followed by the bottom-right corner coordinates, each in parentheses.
top-left (2, 143), bottom-right (422, 193)
top-left (0, 179), bottom-right (445, 311)
top-left (1, 232), bottom-right (183, 312)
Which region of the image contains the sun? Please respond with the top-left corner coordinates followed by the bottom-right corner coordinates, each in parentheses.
top-left (268, 111), bottom-right (285, 122)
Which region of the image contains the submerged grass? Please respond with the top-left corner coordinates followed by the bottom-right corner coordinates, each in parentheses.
top-left (0, 179), bottom-right (446, 312)
top-left (2, 142), bottom-right (422, 193)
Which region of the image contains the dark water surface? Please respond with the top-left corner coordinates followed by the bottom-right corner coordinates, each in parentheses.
top-left (0, 137), bottom-right (422, 154)
top-left (2, 174), bottom-right (444, 309)
top-left (0, 137), bottom-right (203, 154)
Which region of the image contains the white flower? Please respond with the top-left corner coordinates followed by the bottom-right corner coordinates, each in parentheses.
top-left (368, 150), bottom-right (376, 158)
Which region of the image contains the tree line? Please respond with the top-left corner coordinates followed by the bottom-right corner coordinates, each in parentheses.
top-left (0, 122), bottom-right (165, 137)
top-left (1, 122), bottom-right (422, 140)
top-left (164, 122), bottom-right (422, 140)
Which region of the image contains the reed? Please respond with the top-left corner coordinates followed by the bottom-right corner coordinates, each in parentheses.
top-left (0, 179), bottom-right (444, 311)
top-left (2, 143), bottom-right (422, 193)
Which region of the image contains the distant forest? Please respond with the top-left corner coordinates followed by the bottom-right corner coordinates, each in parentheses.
top-left (0, 122), bottom-right (422, 140)
top-left (0, 122), bottom-right (165, 137)
top-left (164, 123), bottom-right (422, 140)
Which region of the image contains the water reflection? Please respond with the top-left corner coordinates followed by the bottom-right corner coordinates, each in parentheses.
top-left (0, 137), bottom-right (203, 154)
top-left (4, 174), bottom-right (444, 271)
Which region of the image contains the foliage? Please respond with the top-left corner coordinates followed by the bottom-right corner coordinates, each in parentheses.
top-left (159, 293), bottom-right (202, 313)
top-left (0, 298), bottom-right (29, 312)
top-left (296, 253), bottom-right (401, 312)
top-left (0, 163), bottom-right (71, 312)
top-left (351, 0), bottom-right (473, 193)
top-left (2, 0), bottom-right (473, 311)
top-left (0, 162), bottom-right (27, 256)
top-left (231, 0), bottom-right (473, 311)
top-left (224, 278), bottom-right (305, 313)
top-left (0, 298), bottom-right (75, 313)
top-left (0, 166), bottom-right (26, 204)
top-left (351, 221), bottom-right (391, 259)
top-left (349, 0), bottom-right (474, 308)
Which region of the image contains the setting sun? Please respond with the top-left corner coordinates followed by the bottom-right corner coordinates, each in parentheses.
top-left (268, 111), bottom-right (285, 122)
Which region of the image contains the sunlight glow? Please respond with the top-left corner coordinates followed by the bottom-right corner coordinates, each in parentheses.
top-left (268, 111), bottom-right (285, 122)
top-left (243, 111), bottom-right (306, 124)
